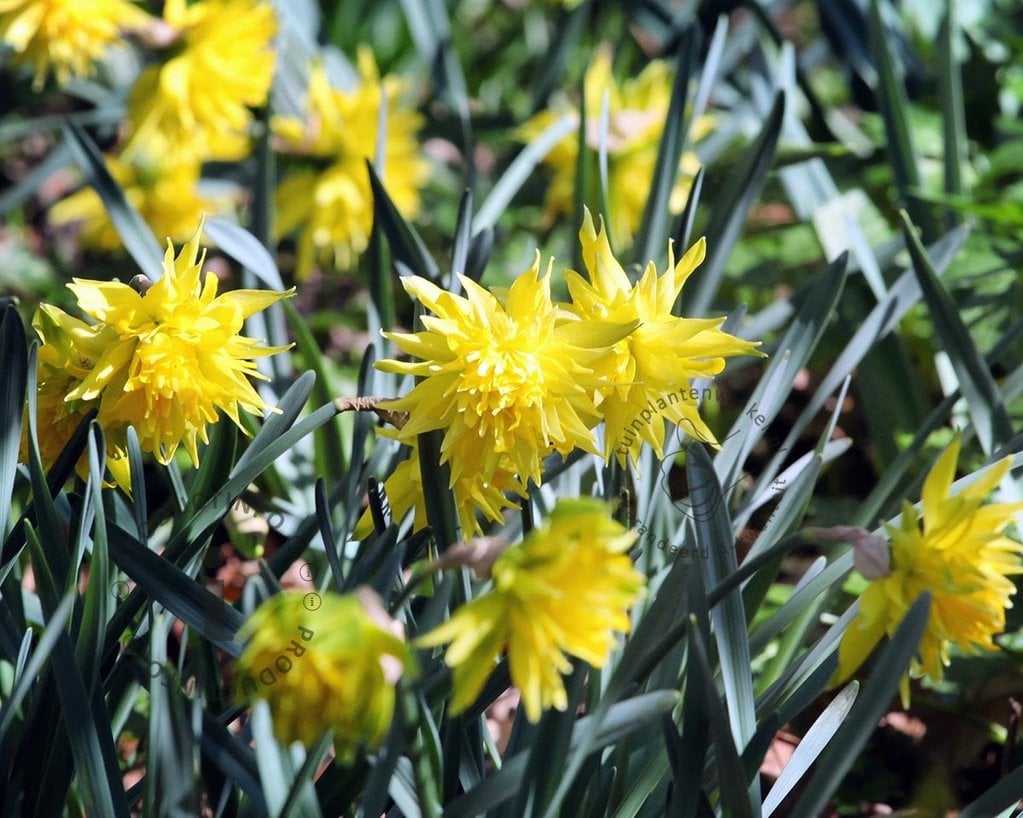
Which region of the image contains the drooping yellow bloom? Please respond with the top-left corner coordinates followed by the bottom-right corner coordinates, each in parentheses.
top-left (566, 210), bottom-right (762, 465)
top-left (50, 136), bottom-right (226, 251)
top-left (0, 0), bottom-right (149, 89)
top-left (837, 437), bottom-right (1023, 695)
top-left (273, 52), bottom-right (429, 278)
top-left (374, 256), bottom-right (635, 533)
top-left (127, 0), bottom-right (276, 161)
top-left (20, 304), bottom-right (131, 486)
top-left (417, 498), bottom-right (645, 722)
top-left (519, 45), bottom-right (712, 248)
top-left (62, 217), bottom-right (293, 466)
top-left (235, 589), bottom-right (414, 755)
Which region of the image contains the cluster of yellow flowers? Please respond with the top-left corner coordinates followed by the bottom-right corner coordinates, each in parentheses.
top-left (237, 498), bottom-right (644, 748)
top-left (15, 0), bottom-right (276, 246)
top-left (22, 219), bottom-right (292, 484)
top-left (6, 0), bottom-right (428, 278)
top-left (359, 209), bottom-right (761, 537)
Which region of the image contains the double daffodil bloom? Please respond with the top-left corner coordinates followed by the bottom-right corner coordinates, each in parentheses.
top-left (837, 437), bottom-right (1023, 698)
top-left (127, 0), bottom-right (276, 161)
top-left (273, 53), bottom-right (429, 277)
top-left (235, 589), bottom-right (414, 756)
top-left (0, 0), bottom-right (149, 89)
top-left (371, 255), bottom-right (635, 535)
top-left (566, 209), bottom-right (762, 465)
top-left (417, 498), bottom-right (645, 722)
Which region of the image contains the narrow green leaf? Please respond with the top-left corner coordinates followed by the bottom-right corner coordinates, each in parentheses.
top-left (0, 144), bottom-right (69, 215)
top-left (43, 593), bottom-right (130, 818)
top-left (449, 188), bottom-right (473, 292)
top-left (447, 691), bottom-right (680, 818)
top-left (687, 442), bottom-right (758, 807)
top-left (682, 92), bottom-right (785, 317)
top-left (367, 160), bottom-right (440, 282)
top-left (124, 427), bottom-right (147, 541)
top-left (687, 617), bottom-right (754, 818)
top-left (959, 761), bottom-right (1023, 818)
top-left (867, 0), bottom-right (938, 240)
top-left (0, 306), bottom-right (27, 541)
top-left (938, 0), bottom-right (966, 210)
top-left (107, 524), bottom-right (245, 656)
top-left (0, 593), bottom-right (74, 737)
top-left (715, 252), bottom-right (847, 495)
top-left (22, 343), bottom-right (70, 598)
top-left (791, 593), bottom-right (931, 816)
top-left (75, 425), bottom-right (110, 691)
top-left (61, 119), bottom-right (163, 280)
top-left (418, 429), bottom-right (461, 550)
top-left (251, 701), bottom-right (294, 815)
top-left (474, 115), bottom-right (575, 235)
top-left (634, 25), bottom-right (698, 266)
top-left (757, 227), bottom-right (967, 512)
top-left (279, 734), bottom-right (330, 818)
top-left (900, 210), bottom-right (1013, 454)
top-left (200, 710), bottom-right (267, 811)
top-left (762, 682), bottom-right (859, 816)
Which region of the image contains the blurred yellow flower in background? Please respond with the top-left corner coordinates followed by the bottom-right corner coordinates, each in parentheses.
top-left (0, 0), bottom-right (149, 88)
top-left (50, 136), bottom-right (226, 251)
top-left (837, 437), bottom-right (1023, 698)
top-left (519, 45), bottom-right (711, 248)
top-left (417, 497), bottom-right (645, 722)
top-left (61, 218), bottom-right (293, 467)
top-left (236, 589), bottom-right (414, 755)
top-left (127, 0), bottom-right (276, 161)
top-left (566, 210), bottom-right (762, 465)
top-left (374, 257), bottom-right (635, 530)
top-left (273, 52), bottom-right (429, 278)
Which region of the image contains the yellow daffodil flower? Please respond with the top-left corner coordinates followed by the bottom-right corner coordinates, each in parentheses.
top-left (59, 217), bottom-right (293, 467)
top-left (519, 45), bottom-right (712, 248)
top-left (417, 497), bottom-right (645, 722)
top-left (0, 0), bottom-right (150, 89)
top-left (273, 52), bottom-right (429, 278)
top-left (374, 255), bottom-right (636, 534)
top-left (127, 0), bottom-right (276, 162)
top-left (235, 588), bottom-right (414, 755)
top-left (567, 209), bottom-right (762, 465)
top-left (837, 437), bottom-right (1023, 698)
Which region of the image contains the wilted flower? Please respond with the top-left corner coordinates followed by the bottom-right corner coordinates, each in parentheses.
top-left (127, 0), bottom-right (276, 161)
top-left (566, 209), bottom-right (762, 465)
top-left (273, 52), bottom-right (429, 278)
top-left (519, 45), bottom-right (711, 248)
top-left (373, 257), bottom-right (635, 533)
top-left (0, 0), bottom-right (149, 89)
top-left (50, 136), bottom-right (226, 250)
top-left (837, 437), bottom-right (1023, 698)
top-left (59, 217), bottom-right (292, 467)
top-left (235, 588), bottom-right (414, 755)
top-left (417, 498), bottom-right (645, 722)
